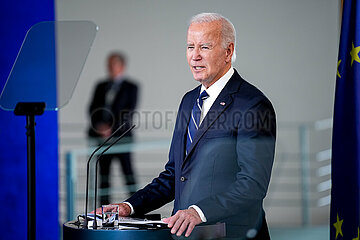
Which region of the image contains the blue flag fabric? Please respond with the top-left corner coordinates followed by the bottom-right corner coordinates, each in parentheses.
top-left (330, 1), bottom-right (360, 240)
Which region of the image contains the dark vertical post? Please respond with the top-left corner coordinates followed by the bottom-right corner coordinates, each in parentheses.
top-left (15, 102), bottom-right (45, 240)
top-left (26, 114), bottom-right (36, 240)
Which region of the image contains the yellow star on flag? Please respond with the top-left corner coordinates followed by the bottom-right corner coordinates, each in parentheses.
top-left (333, 213), bottom-right (344, 239)
top-left (337, 59), bottom-right (342, 78)
top-left (353, 228), bottom-right (359, 240)
top-left (350, 42), bottom-right (360, 66)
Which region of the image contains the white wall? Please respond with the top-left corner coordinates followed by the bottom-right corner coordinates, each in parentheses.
top-left (56, 0), bottom-right (340, 127)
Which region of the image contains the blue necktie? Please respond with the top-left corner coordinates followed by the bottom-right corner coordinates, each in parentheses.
top-left (186, 90), bottom-right (209, 155)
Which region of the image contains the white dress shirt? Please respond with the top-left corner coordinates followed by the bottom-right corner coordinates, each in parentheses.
top-left (124, 67), bottom-right (235, 222)
top-left (199, 67), bottom-right (234, 124)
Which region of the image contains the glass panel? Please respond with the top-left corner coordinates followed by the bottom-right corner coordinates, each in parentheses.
top-left (0, 21), bottom-right (98, 111)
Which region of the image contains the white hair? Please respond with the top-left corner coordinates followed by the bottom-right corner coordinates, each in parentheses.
top-left (189, 13), bottom-right (237, 63)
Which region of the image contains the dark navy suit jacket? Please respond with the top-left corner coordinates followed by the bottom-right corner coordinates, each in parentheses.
top-left (127, 70), bottom-right (276, 238)
top-left (88, 79), bottom-right (138, 138)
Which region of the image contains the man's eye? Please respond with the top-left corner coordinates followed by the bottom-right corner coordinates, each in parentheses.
top-left (187, 46), bottom-right (194, 50)
top-left (201, 46), bottom-right (209, 50)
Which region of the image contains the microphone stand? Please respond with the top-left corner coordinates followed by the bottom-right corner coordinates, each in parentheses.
top-left (84, 123), bottom-right (126, 228)
top-left (93, 124), bottom-right (136, 229)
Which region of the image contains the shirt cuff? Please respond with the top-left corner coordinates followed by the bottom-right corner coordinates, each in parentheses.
top-left (123, 202), bottom-right (135, 215)
top-left (189, 205), bottom-right (207, 222)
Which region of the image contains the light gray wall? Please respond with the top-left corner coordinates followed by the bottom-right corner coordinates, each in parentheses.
top-left (56, 0), bottom-right (340, 127)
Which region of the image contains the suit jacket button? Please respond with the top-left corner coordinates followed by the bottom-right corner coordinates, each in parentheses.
top-left (180, 176), bottom-right (185, 182)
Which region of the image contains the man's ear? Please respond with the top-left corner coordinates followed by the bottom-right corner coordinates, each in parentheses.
top-left (225, 43), bottom-right (234, 63)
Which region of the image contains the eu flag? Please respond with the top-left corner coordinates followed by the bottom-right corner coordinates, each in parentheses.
top-left (330, 0), bottom-right (360, 239)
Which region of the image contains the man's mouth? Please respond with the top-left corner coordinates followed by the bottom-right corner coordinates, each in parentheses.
top-left (193, 66), bottom-right (205, 70)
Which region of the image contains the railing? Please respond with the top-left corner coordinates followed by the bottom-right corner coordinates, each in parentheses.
top-left (64, 139), bottom-right (170, 221)
top-left (264, 119), bottom-right (332, 226)
top-left (60, 119), bottom-right (333, 226)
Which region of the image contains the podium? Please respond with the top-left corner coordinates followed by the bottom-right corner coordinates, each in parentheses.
top-left (63, 221), bottom-right (226, 240)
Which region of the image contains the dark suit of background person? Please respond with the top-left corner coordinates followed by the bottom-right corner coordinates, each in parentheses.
top-left (88, 53), bottom-right (138, 205)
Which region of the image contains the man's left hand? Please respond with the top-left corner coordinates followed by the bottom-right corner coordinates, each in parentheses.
top-left (163, 208), bottom-right (202, 237)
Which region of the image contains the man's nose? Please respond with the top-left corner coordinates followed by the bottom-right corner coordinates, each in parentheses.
top-left (192, 47), bottom-right (202, 61)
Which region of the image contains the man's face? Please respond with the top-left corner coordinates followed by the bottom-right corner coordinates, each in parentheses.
top-left (108, 57), bottom-right (125, 80)
top-left (186, 21), bottom-right (233, 88)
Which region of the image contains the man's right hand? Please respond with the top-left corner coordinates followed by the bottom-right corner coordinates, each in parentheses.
top-left (96, 123), bottom-right (112, 138)
top-left (94, 203), bottom-right (131, 216)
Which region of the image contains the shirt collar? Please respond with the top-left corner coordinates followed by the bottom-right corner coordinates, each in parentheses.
top-left (200, 67), bottom-right (234, 97)
top-left (112, 73), bottom-right (125, 82)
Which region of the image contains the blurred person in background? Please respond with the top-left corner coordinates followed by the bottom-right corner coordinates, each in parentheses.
top-left (88, 52), bottom-right (138, 205)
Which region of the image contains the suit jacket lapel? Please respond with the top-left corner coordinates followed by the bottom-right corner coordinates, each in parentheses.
top-left (183, 92), bottom-right (233, 165)
top-left (180, 87), bottom-right (200, 162)
top-left (182, 70), bottom-right (243, 166)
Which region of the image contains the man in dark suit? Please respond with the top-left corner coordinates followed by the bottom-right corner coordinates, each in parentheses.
top-left (88, 52), bottom-right (138, 204)
top-left (101, 13), bottom-right (276, 239)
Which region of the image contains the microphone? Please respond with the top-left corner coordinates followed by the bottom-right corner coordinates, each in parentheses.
top-left (93, 124), bottom-right (136, 229)
top-left (84, 123), bottom-right (126, 228)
